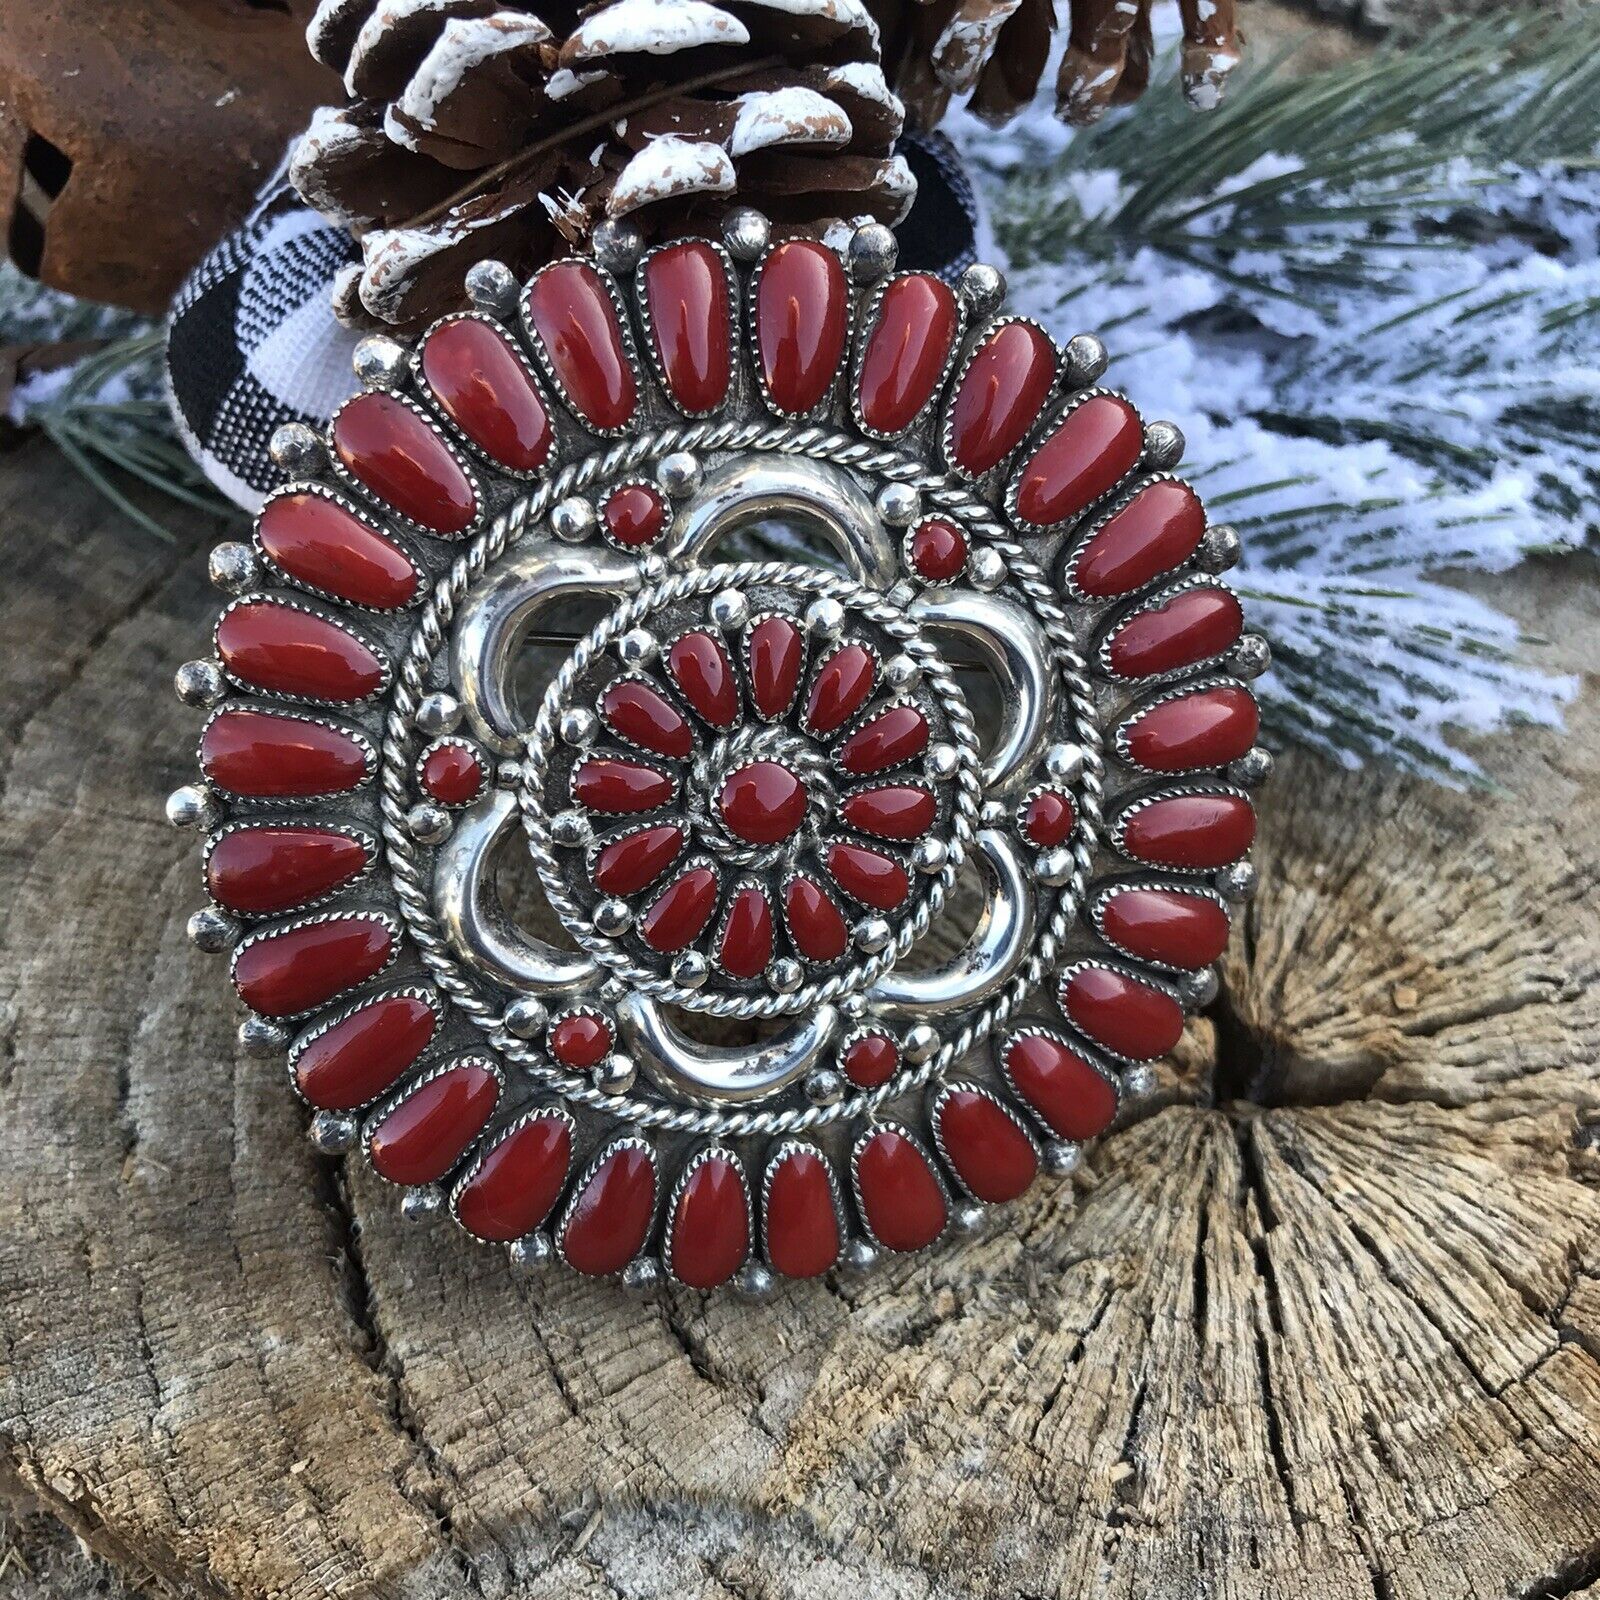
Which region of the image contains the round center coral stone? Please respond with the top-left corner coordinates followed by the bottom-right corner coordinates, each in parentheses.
top-left (718, 761), bottom-right (807, 845)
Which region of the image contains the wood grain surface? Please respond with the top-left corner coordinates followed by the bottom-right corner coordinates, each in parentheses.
top-left (1, 436), bottom-right (1597, 1599)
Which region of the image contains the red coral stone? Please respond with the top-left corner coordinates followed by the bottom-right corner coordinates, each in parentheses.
top-left (256, 491), bottom-right (421, 610)
top-left (1106, 586), bottom-right (1243, 679)
top-left (601, 678), bottom-right (693, 757)
top-left (368, 1061), bottom-right (499, 1186)
top-left (838, 705), bottom-right (929, 774)
top-left (232, 917), bottom-right (393, 1018)
top-left (572, 757), bottom-right (673, 813)
top-left (756, 239), bottom-right (849, 414)
top-left (201, 709), bottom-right (369, 799)
top-left (1004, 1031), bottom-right (1118, 1141)
top-left (1123, 686), bottom-right (1259, 772)
top-left (1073, 479), bottom-right (1206, 598)
top-left (947, 321), bottom-right (1057, 477)
top-left (332, 391), bottom-right (476, 535)
top-left (842, 1031), bottom-right (899, 1088)
top-left (805, 644), bottom-right (876, 734)
top-left (1023, 790), bottom-right (1076, 847)
top-left (549, 1011), bottom-right (613, 1069)
top-left (293, 994), bottom-right (437, 1111)
top-left (747, 615), bottom-right (805, 718)
top-left (667, 631), bottom-right (738, 727)
top-left (825, 842), bottom-right (910, 910)
top-left (1060, 966), bottom-right (1185, 1061)
top-left (593, 824), bottom-right (684, 896)
top-left (1119, 792), bottom-right (1256, 868)
top-left (1100, 887), bottom-right (1231, 969)
top-left (562, 1144), bottom-right (656, 1276)
top-left (937, 1090), bottom-right (1038, 1203)
top-left (420, 742), bottom-right (482, 805)
top-left (641, 867), bottom-right (720, 952)
top-left (420, 317), bottom-right (552, 472)
top-left (718, 885), bottom-right (774, 978)
top-left (643, 240), bottom-right (732, 413)
top-left (908, 519), bottom-right (968, 583)
top-left (855, 1130), bottom-right (946, 1252)
top-left (784, 877), bottom-right (848, 962)
top-left (602, 483), bottom-right (667, 547)
top-left (207, 825), bottom-right (368, 916)
top-left (719, 761), bottom-right (807, 845)
top-left (454, 1114), bottom-right (572, 1241)
top-left (857, 272), bottom-right (960, 434)
top-left (764, 1148), bottom-right (841, 1278)
top-left (1013, 393), bottom-right (1143, 528)
top-left (669, 1155), bottom-right (750, 1288)
top-left (841, 784), bottom-right (936, 840)
top-left (523, 261), bottom-right (637, 430)
top-left (217, 601), bottom-right (384, 702)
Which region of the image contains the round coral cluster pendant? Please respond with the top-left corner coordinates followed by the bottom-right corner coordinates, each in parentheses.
top-left (169, 212), bottom-right (1268, 1296)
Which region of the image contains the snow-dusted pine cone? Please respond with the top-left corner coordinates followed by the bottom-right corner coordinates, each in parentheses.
top-left (872, 0), bottom-right (1242, 130)
top-left (292, 0), bottom-right (914, 328)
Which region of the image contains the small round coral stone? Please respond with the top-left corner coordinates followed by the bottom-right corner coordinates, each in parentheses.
top-left (1023, 789), bottom-right (1076, 847)
top-left (842, 1032), bottom-right (899, 1088)
top-left (908, 519), bottom-right (968, 583)
top-left (719, 761), bottom-right (807, 845)
top-left (602, 483), bottom-right (667, 547)
top-left (420, 742), bottom-right (483, 806)
top-left (548, 1012), bottom-right (613, 1069)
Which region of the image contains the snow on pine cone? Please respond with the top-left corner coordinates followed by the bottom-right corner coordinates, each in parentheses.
top-left (292, 0), bottom-right (914, 328)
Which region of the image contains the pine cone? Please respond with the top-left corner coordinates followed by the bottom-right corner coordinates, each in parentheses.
top-left (292, 0), bottom-right (914, 328)
top-left (873, 0), bottom-right (1242, 130)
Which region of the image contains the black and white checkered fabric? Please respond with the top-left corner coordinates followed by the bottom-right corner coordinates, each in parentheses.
top-left (165, 133), bottom-right (980, 512)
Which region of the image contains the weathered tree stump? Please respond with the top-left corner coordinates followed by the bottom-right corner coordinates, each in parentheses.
top-left (1, 436), bottom-right (1596, 1599)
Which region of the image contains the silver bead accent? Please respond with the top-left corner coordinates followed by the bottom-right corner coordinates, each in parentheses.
top-left (1228, 745), bottom-right (1275, 788)
top-left (875, 481), bottom-right (922, 527)
top-left (734, 1261), bottom-right (777, 1301)
top-left (208, 541), bottom-right (260, 594)
top-left (958, 262), bottom-right (1005, 318)
top-left (1063, 332), bottom-right (1110, 388)
top-left (599, 976), bottom-right (629, 1004)
top-left (768, 957), bottom-right (803, 994)
top-left (912, 837), bottom-right (948, 874)
top-left (839, 1238), bottom-right (879, 1275)
top-left (550, 811), bottom-right (593, 848)
top-left (1042, 1140), bottom-right (1082, 1177)
top-left (722, 207), bottom-right (771, 261)
top-left (709, 589), bottom-right (749, 631)
top-left (853, 916), bottom-right (893, 953)
top-left (308, 1110), bottom-right (359, 1154)
top-left (464, 259), bottom-right (519, 318)
top-left (594, 898), bottom-right (634, 938)
top-left (353, 334), bottom-right (409, 389)
top-left (406, 802), bottom-right (452, 844)
top-left (671, 950), bottom-right (709, 988)
top-left (1215, 862), bottom-right (1258, 902)
top-left (903, 1023), bottom-right (939, 1064)
top-left (595, 1053), bottom-right (638, 1096)
top-left (1178, 967), bottom-right (1220, 1008)
top-left (559, 707), bottom-right (597, 746)
top-left (268, 422), bottom-right (324, 475)
top-left (401, 1186), bottom-right (443, 1223)
top-left (496, 757), bottom-right (522, 788)
top-left (883, 653), bottom-right (920, 691)
top-left (927, 743), bottom-right (960, 780)
top-left (805, 1067), bottom-right (846, 1106)
top-left (622, 1255), bottom-right (663, 1293)
top-left (952, 1200), bottom-right (986, 1234)
top-left (508, 1230), bottom-right (553, 1271)
top-left (503, 997), bottom-right (550, 1039)
top-left (656, 450), bottom-right (703, 498)
top-left (1122, 1062), bottom-right (1158, 1098)
top-left (1143, 421), bottom-right (1186, 469)
top-left (238, 1016), bottom-right (289, 1056)
top-left (416, 691), bottom-right (463, 736)
top-left (967, 547), bottom-right (1006, 591)
top-left (805, 597), bottom-right (846, 639)
top-left (174, 658), bottom-right (226, 707)
top-left (846, 221), bottom-right (898, 283)
top-left (1036, 848), bottom-right (1076, 887)
top-left (980, 800), bottom-right (1006, 828)
top-left (165, 784), bottom-right (219, 831)
top-left (591, 216), bottom-right (646, 273)
top-left (187, 907), bottom-right (240, 954)
top-left (1195, 524), bottom-right (1242, 574)
top-left (1231, 633), bottom-right (1271, 678)
top-left (550, 496), bottom-right (596, 544)
top-left (638, 553), bottom-right (669, 585)
top-left (1045, 741), bottom-right (1086, 783)
top-left (617, 627), bottom-right (658, 666)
